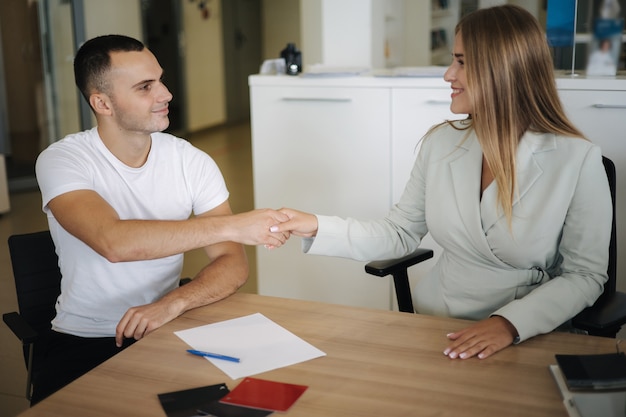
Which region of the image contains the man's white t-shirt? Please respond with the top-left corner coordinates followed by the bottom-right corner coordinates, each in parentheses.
top-left (35, 127), bottom-right (229, 337)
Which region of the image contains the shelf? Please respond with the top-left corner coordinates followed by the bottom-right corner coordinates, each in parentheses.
top-left (574, 33), bottom-right (626, 43)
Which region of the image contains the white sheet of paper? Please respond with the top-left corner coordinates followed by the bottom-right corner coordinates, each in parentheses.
top-left (174, 313), bottom-right (326, 379)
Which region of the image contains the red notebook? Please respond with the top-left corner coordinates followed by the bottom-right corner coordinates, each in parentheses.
top-left (219, 377), bottom-right (308, 412)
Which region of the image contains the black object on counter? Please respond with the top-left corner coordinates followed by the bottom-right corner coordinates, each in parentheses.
top-left (280, 43), bottom-right (302, 75)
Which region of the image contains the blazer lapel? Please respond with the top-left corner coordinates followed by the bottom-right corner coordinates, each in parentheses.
top-left (513, 132), bottom-right (553, 203)
top-left (481, 131), bottom-right (556, 231)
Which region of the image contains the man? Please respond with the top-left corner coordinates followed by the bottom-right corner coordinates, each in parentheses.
top-left (32, 34), bottom-right (287, 404)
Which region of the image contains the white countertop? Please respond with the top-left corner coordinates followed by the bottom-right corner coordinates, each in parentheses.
top-left (249, 69), bottom-right (626, 91)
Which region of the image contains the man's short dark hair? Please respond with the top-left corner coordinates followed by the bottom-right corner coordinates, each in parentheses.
top-left (74, 34), bottom-right (145, 103)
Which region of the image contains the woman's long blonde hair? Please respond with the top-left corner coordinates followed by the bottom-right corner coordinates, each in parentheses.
top-left (456, 5), bottom-right (584, 225)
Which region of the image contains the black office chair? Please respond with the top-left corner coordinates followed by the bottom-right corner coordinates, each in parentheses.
top-left (3, 230), bottom-right (193, 401)
top-left (572, 156), bottom-right (626, 337)
top-left (366, 156), bottom-right (626, 338)
top-left (3, 230), bottom-right (61, 401)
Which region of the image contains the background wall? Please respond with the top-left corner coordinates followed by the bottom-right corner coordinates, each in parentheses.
top-left (182, 0), bottom-right (226, 131)
top-left (84, 0), bottom-right (142, 39)
top-left (46, 1), bottom-right (79, 139)
top-left (262, 0), bottom-right (301, 61)
top-left (0, 0), bottom-right (44, 165)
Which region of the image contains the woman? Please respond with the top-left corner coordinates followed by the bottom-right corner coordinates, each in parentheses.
top-left (271, 5), bottom-right (612, 359)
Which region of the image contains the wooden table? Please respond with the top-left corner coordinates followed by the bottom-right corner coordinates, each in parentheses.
top-left (18, 292), bottom-right (618, 417)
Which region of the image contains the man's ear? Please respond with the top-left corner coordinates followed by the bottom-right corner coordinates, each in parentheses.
top-left (90, 93), bottom-right (112, 115)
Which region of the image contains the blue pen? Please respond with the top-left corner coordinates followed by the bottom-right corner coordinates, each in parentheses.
top-left (186, 349), bottom-right (241, 363)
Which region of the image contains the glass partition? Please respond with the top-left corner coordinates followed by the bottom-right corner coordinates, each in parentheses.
top-left (549, 0), bottom-right (625, 74)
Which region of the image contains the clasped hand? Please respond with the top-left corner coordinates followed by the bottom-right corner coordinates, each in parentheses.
top-left (264, 208), bottom-right (318, 248)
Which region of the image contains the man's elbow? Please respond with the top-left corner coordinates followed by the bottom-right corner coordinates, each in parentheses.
top-left (96, 240), bottom-right (145, 263)
top-left (233, 262), bottom-right (250, 290)
top-left (99, 247), bottom-right (129, 263)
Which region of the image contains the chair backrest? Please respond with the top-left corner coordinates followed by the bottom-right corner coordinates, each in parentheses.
top-left (8, 230), bottom-right (62, 339)
top-left (599, 156), bottom-right (617, 304)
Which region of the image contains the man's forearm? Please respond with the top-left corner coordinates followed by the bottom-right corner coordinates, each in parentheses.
top-left (162, 243), bottom-right (248, 312)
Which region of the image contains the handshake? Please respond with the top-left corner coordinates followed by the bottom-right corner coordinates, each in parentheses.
top-left (232, 207), bottom-right (318, 249)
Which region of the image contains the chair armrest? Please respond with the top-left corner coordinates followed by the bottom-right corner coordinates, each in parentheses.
top-left (572, 291), bottom-right (626, 337)
top-left (365, 249), bottom-right (434, 277)
top-left (3, 312), bottom-right (38, 344)
top-left (365, 249), bottom-right (434, 313)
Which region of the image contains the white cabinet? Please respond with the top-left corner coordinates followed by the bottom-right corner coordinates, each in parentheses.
top-left (250, 74), bottom-right (626, 309)
top-left (250, 78), bottom-right (393, 309)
